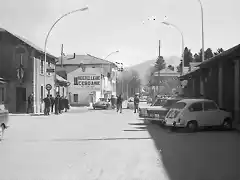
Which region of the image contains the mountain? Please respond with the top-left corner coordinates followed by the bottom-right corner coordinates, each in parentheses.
top-left (129, 56), bottom-right (181, 85)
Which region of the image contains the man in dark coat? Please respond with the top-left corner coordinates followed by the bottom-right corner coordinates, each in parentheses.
top-left (27, 93), bottom-right (33, 113)
top-left (43, 95), bottom-right (51, 115)
top-left (134, 93), bottom-right (140, 113)
top-left (50, 95), bottom-right (55, 113)
top-left (116, 94), bottom-right (123, 113)
top-left (55, 94), bottom-right (60, 115)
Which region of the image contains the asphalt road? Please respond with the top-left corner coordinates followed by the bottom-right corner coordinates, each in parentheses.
top-left (0, 108), bottom-right (239, 180)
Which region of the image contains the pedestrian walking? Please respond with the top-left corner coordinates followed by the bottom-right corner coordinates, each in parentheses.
top-left (54, 94), bottom-right (60, 115)
top-left (43, 95), bottom-right (51, 115)
top-left (134, 93), bottom-right (140, 113)
top-left (116, 94), bottom-right (123, 113)
top-left (50, 95), bottom-right (55, 113)
top-left (27, 93), bottom-right (33, 113)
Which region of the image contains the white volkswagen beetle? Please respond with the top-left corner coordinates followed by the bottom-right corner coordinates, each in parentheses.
top-left (163, 99), bottom-right (232, 132)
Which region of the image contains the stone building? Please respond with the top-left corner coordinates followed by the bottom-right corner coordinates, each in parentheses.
top-left (56, 54), bottom-right (117, 106)
top-left (0, 28), bottom-right (56, 113)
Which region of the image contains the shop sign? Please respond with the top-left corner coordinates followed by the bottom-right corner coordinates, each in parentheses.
top-left (73, 75), bottom-right (101, 89)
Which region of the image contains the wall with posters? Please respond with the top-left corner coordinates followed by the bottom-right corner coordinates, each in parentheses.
top-left (67, 66), bottom-right (102, 106)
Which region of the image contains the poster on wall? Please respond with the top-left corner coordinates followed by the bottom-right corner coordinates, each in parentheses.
top-left (73, 75), bottom-right (101, 90)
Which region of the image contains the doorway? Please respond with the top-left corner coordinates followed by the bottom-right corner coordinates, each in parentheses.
top-left (16, 87), bottom-right (26, 113)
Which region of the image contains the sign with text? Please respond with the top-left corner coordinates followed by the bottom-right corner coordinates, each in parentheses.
top-left (73, 75), bottom-right (101, 90)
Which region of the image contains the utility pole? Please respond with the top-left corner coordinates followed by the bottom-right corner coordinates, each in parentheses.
top-left (61, 44), bottom-right (64, 68)
top-left (158, 40), bottom-right (161, 94)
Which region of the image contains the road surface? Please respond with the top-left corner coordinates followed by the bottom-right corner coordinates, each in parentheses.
top-left (0, 108), bottom-right (239, 180)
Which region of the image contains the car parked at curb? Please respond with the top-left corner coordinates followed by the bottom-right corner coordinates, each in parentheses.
top-left (143, 98), bottom-right (183, 123)
top-left (93, 98), bottom-right (110, 109)
top-left (163, 99), bottom-right (233, 132)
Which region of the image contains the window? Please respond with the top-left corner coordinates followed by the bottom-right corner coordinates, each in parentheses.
top-left (40, 59), bottom-right (44, 74)
top-left (73, 94), bottom-right (78, 102)
top-left (74, 77), bottom-right (78, 85)
top-left (171, 102), bottom-right (186, 109)
top-left (0, 87), bottom-right (4, 102)
top-left (189, 102), bottom-right (203, 112)
top-left (203, 101), bottom-right (218, 111)
top-left (47, 61), bottom-right (51, 75)
top-left (40, 85), bottom-right (43, 101)
top-left (163, 99), bottom-right (181, 108)
top-left (153, 99), bottom-right (166, 106)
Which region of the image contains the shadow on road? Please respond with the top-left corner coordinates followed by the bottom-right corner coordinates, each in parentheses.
top-left (141, 122), bottom-right (240, 180)
top-left (22, 137), bottom-right (153, 143)
top-left (123, 129), bottom-right (147, 132)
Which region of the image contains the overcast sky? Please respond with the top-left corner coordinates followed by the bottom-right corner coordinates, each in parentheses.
top-left (0, 0), bottom-right (239, 66)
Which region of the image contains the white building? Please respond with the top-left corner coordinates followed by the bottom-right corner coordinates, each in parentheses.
top-left (56, 54), bottom-right (117, 106)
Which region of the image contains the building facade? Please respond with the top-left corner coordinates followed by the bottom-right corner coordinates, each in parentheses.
top-left (0, 28), bottom-right (56, 113)
top-left (180, 44), bottom-right (240, 126)
top-left (151, 68), bottom-right (181, 97)
top-left (56, 54), bottom-right (117, 106)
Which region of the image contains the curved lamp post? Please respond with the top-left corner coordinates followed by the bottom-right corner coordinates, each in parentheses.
top-left (161, 21), bottom-right (185, 75)
top-left (43, 7), bottom-right (88, 97)
top-left (197, 0), bottom-right (204, 62)
top-left (104, 50), bottom-right (119, 60)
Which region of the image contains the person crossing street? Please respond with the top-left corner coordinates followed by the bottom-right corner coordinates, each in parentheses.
top-left (134, 93), bottom-right (140, 113)
top-left (116, 94), bottom-right (123, 113)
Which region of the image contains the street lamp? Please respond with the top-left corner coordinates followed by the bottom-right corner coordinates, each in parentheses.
top-left (197, 0), bottom-right (204, 62)
top-left (43, 7), bottom-right (88, 97)
top-left (104, 50), bottom-right (119, 60)
top-left (161, 21), bottom-right (184, 75)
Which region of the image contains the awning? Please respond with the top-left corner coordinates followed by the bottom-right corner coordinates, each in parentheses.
top-left (0, 78), bottom-right (7, 84)
top-left (56, 75), bottom-right (70, 87)
top-left (56, 75), bottom-right (67, 83)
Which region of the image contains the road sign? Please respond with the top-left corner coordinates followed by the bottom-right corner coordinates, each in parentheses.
top-left (46, 84), bottom-right (52, 90)
top-left (46, 68), bottom-right (55, 73)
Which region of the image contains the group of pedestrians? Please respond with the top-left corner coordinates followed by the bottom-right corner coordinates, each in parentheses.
top-left (116, 93), bottom-right (140, 113)
top-left (43, 93), bottom-right (69, 115)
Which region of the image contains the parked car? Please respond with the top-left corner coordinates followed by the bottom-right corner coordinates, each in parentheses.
top-left (0, 103), bottom-right (9, 141)
top-left (163, 99), bottom-right (233, 132)
top-left (144, 98), bottom-right (183, 123)
top-left (93, 98), bottom-right (110, 109)
top-left (126, 97), bottom-right (134, 109)
top-left (139, 97), bottom-right (168, 118)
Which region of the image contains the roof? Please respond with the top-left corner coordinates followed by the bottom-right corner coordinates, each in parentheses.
top-left (153, 68), bottom-right (180, 76)
top-left (57, 54), bottom-right (117, 66)
top-left (0, 27), bottom-right (56, 59)
top-left (178, 98), bottom-right (213, 104)
top-left (198, 44), bottom-right (240, 68)
top-left (179, 67), bottom-right (201, 79)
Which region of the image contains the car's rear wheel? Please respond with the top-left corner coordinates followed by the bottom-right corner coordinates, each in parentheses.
top-left (0, 124), bottom-right (5, 141)
top-left (222, 118), bottom-right (232, 130)
top-left (187, 121), bottom-right (198, 132)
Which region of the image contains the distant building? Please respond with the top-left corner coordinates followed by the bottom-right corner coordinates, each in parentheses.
top-left (151, 68), bottom-right (181, 97)
top-left (0, 28), bottom-right (57, 113)
top-left (56, 54), bottom-right (117, 106)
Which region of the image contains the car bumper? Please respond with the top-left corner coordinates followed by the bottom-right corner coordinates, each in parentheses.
top-left (163, 119), bottom-right (185, 127)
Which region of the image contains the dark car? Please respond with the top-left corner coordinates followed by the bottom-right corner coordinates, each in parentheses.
top-left (93, 98), bottom-right (110, 109)
top-left (146, 98), bottom-right (183, 123)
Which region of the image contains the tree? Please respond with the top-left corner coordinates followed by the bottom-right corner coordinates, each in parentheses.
top-left (214, 48), bottom-right (224, 56)
top-left (176, 62), bottom-right (182, 73)
top-left (167, 65), bottom-right (174, 71)
top-left (154, 56), bottom-right (166, 72)
top-left (193, 48), bottom-right (214, 62)
top-left (205, 48), bottom-right (214, 59)
top-left (183, 47), bottom-right (193, 66)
